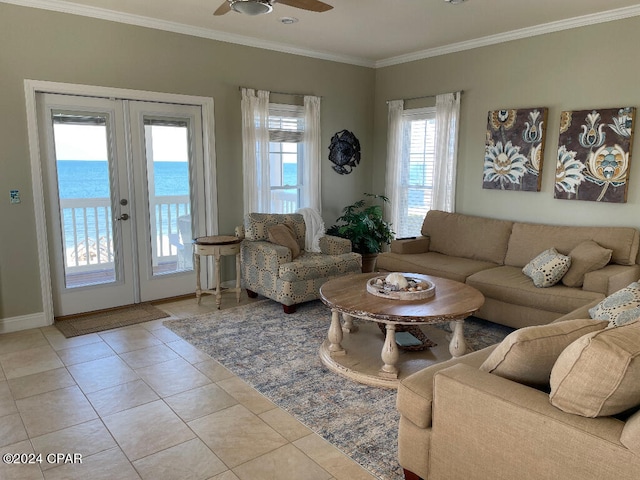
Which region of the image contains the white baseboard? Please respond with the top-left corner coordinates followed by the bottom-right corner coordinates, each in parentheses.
top-left (0, 312), bottom-right (49, 334)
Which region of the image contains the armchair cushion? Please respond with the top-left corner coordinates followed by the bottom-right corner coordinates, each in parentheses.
top-left (480, 318), bottom-right (607, 388)
top-left (268, 224), bottom-right (301, 259)
top-left (244, 213), bottom-right (305, 250)
top-left (319, 235), bottom-right (352, 255)
top-left (550, 319), bottom-right (640, 417)
top-left (278, 252), bottom-right (362, 282)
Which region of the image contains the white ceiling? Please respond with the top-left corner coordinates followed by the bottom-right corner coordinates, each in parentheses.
top-left (7, 0), bottom-right (640, 67)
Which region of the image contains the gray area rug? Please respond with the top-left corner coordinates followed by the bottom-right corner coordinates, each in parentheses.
top-left (163, 300), bottom-right (514, 480)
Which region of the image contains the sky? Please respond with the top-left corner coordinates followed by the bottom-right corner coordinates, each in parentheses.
top-left (53, 124), bottom-right (189, 162)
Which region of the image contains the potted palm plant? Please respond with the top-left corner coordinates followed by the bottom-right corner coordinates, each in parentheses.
top-left (327, 193), bottom-right (395, 272)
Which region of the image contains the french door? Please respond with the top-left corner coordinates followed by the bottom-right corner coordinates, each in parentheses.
top-left (38, 93), bottom-right (206, 316)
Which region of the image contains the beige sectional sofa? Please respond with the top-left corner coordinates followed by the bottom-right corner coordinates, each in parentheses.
top-left (396, 301), bottom-right (640, 480)
top-left (377, 210), bottom-right (640, 328)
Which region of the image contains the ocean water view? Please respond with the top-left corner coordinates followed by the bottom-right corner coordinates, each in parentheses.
top-left (57, 160), bottom-right (190, 198)
top-left (57, 159), bottom-right (298, 198)
top-left (57, 160), bottom-right (190, 255)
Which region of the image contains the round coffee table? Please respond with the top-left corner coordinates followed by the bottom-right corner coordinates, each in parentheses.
top-left (319, 272), bottom-right (485, 388)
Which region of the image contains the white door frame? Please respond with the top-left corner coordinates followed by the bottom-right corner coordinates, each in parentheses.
top-left (24, 79), bottom-right (218, 325)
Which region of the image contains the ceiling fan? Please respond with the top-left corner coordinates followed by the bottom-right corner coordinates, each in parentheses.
top-left (214, 0), bottom-right (333, 16)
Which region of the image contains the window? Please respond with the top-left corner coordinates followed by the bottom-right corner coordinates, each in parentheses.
top-left (241, 90), bottom-right (320, 215)
top-left (397, 107), bottom-right (436, 238)
top-left (268, 104), bottom-right (304, 213)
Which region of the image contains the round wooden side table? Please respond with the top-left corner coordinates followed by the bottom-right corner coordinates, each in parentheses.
top-left (193, 235), bottom-right (242, 309)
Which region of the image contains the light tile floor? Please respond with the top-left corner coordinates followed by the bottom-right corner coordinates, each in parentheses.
top-left (0, 293), bottom-right (378, 480)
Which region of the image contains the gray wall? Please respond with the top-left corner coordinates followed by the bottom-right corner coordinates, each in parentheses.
top-left (3, 3), bottom-right (640, 323)
top-left (0, 3), bottom-right (374, 319)
top-left (373, 16), bottom-right (640, 228)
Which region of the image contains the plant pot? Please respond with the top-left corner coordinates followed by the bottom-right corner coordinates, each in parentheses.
top-left (361, 253), bottom-right (378, 273)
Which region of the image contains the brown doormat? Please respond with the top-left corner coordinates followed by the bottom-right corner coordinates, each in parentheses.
top-left (55, 303), bottom-right (170, 338)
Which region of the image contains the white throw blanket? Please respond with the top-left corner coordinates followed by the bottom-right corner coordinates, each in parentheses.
top-left (297, 208), bottom-right (325, 253)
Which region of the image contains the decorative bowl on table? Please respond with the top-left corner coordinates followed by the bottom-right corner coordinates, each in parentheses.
top-left (366, 272), bottom-right (436, 300)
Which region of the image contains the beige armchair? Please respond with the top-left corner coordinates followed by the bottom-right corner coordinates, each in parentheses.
top-left (240, 213), bottom-right (362, 313)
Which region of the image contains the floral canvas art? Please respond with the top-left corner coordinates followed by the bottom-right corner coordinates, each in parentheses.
top-left (483, 107), bottom-right (548, 191)
top-left (555, 107), bottom-right (636, 203)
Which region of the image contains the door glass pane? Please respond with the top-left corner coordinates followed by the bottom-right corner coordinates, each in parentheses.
top-left (143, 119), bottom-right (193, 276)
top-left (52, 113), bottom-right (117, 288)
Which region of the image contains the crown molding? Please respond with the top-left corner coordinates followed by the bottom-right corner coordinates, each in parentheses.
top-left (375, 4), bottom-right (640, 68)
top-left (4, 0), bottom-right (640, 70)
top-left (1, 0), bottom-right (376, 68)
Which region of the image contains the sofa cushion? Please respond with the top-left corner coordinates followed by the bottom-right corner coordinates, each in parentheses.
top-left (550, 320), bottom-right (640, 417)
top-left (504, 222), bottom-right (640, 267)
top-left (376, 251), bottom-right (498, 283)
top-left (268, 224), bottom-right (301, 259)
top-left (588, 282), bottom-right (640, 327)
top-left (480, 318), bottom-right (607, 388)
top-left (466, 266), bottom-right (604, 314)
top-left (562, 240), bottom-right (612, 288)
top-left (523, 248), bottom-right (572, 288)
top-left (421, 210), bottom-right (513, 265)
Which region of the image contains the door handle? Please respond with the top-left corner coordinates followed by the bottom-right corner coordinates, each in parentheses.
top-left (117, 213), bottom-right (130, 221)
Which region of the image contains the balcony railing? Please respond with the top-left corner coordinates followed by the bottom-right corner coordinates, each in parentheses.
top-left (60, 195), bottom-right (191, 286)
top-left (271, 189), bottom-right (298, 214)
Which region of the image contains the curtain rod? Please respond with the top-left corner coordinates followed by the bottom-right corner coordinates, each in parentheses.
top-left (386, 90), bottom-right (464, 104)
top-left (238, 86), bottom-right (321, 98)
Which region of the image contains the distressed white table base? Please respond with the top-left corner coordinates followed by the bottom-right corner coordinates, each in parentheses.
top-left (341, 314), bottom-right (358, 333)
top-left (319, 273), bottom-right (483, 389)
top-left (449, 319), bottom-right (467, 357)
top-left (319, 319), bottom-right (464, 389)
top-left (327, 310), bottom-right (346, 356)
top-left (379, 324), bottom-right (399, 379)
top-left (319, 313), bottom-right (468, 388)
top-left (194, 240), bottom-right (241, 309)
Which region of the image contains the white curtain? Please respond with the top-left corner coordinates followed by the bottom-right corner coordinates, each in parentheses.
top-left (302, 95), bottom-right (321, 212)
top-left (384, 99), bottom-right (404, 230)
top-left (241, 88), bottom-right (270, 214)
top-left (431, 92), bottom-right (461, 212)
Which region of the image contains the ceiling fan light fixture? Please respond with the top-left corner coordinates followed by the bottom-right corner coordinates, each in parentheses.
top-left (230, 0), bottom-right (273, 16)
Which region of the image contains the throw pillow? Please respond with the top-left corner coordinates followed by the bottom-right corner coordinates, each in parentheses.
top-left (561, 240), bottom-right (612, 288)
top-left (588, 282), bottom-right (640, 327)
top-left (522, 248), bottom-right (571, 288)
top-left (480, 318), bottom-right (607, 388)
top-left (268, 224), bottom-right (301, 259)
top-left (549, 320), bottom-right (640, 417)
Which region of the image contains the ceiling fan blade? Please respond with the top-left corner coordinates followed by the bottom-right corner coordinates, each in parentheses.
top-left (277, 0), bottom-right (333, 13)
top-left (213, 1), bottom-right (232, 16)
